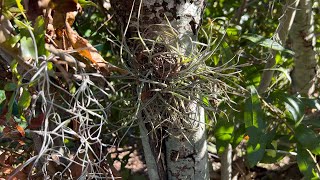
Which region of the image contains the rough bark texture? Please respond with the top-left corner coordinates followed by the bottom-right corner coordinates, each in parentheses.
top-left (165, 103), bottom-right (208, 180)
top-left (110, 0), bottom-right (208, 179)
top-left (290, 0), bottom-right (317, 96)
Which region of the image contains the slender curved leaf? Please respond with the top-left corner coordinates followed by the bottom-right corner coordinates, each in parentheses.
top-left (242, 34), bottom-right (294, 55)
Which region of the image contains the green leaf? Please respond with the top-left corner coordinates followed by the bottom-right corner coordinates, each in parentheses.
top-left (261, 150), bottom-right (285, 164)
top-left (295, 125), bottom-right (320, 155)
top-left (13, 18), bottom-right (31, 29)
top-left (20, 36), bottom-right (36, 59)
top-left (220, 41), bottom-right (234, 64)
top-left (34, 16), bottom-right (48, 56)
top-left (3, 0), bottom-right (16, 8)
top-left (246, 127), bottom-right (275, 167)
top-left (297, 145), bottom-right (319, 179)
top-left (275, 53), bottom-right (282, 65)
top-left (300, 97), bottom-right (320, 111)
top-left (202, 96), bottom-right (209, 107)
top-left (284, 96), bottom-right (304, 124)
top-left (47, 62), bottom-right (53, 70)
top-left (0, 90), bottom-right (6, 104)
top-left (215, 118), bottom-right (234, 154)
top-left (270, 92), bottom-right (304, 124)
top-left (15, 0), bottom-right (27, 19)
top-left (18, 88), bottom-right (31, 111)
top-left (226, 27), bottom-right (239, 38)
top-left (78, 0), bottom-right (98, 8)
top-left (246, 127), bottom-right (266, 167)
top-left (231, 123), bottom-right (245, 147)
top-left (10, 60), bottom-right (21, 81)
top-left (268, 67), bottom-right (292, 84)
top-left (4, 83), bottom-right (17, 91)
top-left (244, 86), bottom-right (264, 128)
top-left (242, 34), bottom-right (294, 55)
top-left (6, 92), bottom-right (15, 120)
top-left (265, 149), bottom-right (276, 158)
top-left (244, 86), bottom-right (269, 167)
top-left (7, 34), bottom-right (21, 48)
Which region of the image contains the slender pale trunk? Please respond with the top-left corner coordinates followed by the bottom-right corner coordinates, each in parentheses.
top-left (258, 0), bottom-right (299, 93)
top-left (110, 0), bottom-right (209, 179)
top-left (165, 102), bottom-right (208, 180)
top-left (221, 144), bottom-right (232, 180)
top-left (290, 0), bottom-right (317, 96)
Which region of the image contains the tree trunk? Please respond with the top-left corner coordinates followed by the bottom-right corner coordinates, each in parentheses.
top-left (258, 0), bottom-right (299, 94)
top-left (290, 0), bottom-right (317, 96)
top-left (110, 0), bottom-right (209, 179)
top-left (221, 144), bottom-right (232, 180)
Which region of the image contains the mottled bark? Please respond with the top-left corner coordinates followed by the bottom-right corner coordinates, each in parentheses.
top-left (290, 0), bottom-right (317, 96)
top-left (165, 104), bottom-right (208, 180)
top-left (110, 0), bottom-right (208, 179)
top-left (221, 144), bottom-right (232, 180)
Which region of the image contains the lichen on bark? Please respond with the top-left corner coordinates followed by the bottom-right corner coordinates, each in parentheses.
top-left (110, 0), bottom-right (209, 179)
top-left (290, 0), bottom-right (317, 96)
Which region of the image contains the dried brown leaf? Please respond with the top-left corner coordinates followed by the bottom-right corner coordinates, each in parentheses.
top-left (16, 125), bottom-right (25, 137)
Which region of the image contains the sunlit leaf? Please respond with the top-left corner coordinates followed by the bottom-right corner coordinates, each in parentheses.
top-left (246, 127), bottom-right (265, 167)
top-left (246, 127), bottom-right (276, 167)
top-left (34, 16), bottom-right (48, 56)
top-left (15, 0), bottom-right (27, 19)
top-left (18, 88), bottom-right (31, 111)
top-left (265, 149), bottom-right (276, 158)
top-left (268, 67), bottom-right (292, 84)
top-left (20, 36), bottom-right (36, 59)
top-left (244, 86), bottom-right (264, 128)
top-left (0, 90), bottom-right (5, 104)
top-left (242, 34), bottom-right (294, 55)
top-left (47, 62), bottom-right (53, 70)
top-left (270, 92), bottom-right (304, 124)
top-left (231, 123), bottom-right (245, 147)
top-left (215, 118), bottom-right (234, 154)
top-left (226, 26), bottom-right (241, 40)
top-left (11, 60), bottom-right (21, 81)
top-left (7, 34), bottom-right (21, 48)
top-left (13, 18), bottom-right (31, 29)
top-left (244, 86), bottom-right (269, 167)
top-left (78, 0), bottom-right (98, 8)
top-left (285, 97), bottom-right (304, 123)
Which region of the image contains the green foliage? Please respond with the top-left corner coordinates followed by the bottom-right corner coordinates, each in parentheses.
top-left (297, 145), bottom-right (319, 179)
top-left (4, 82), bottom-right (17, 91)
top-left (241, 34), bottom-right (294, 55)
top-left (0, 90), bottom-right (5, 104)
top-left (214, 115), bottom-right (234, 154)
top-left (295, 125), bottom-right (320, 155)
top-left (18, 88), bottom-right (31, 112)
top-left (206, 0), bottom-right (320, 178)
top-left (34, 16), bottom-right (49, 56)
